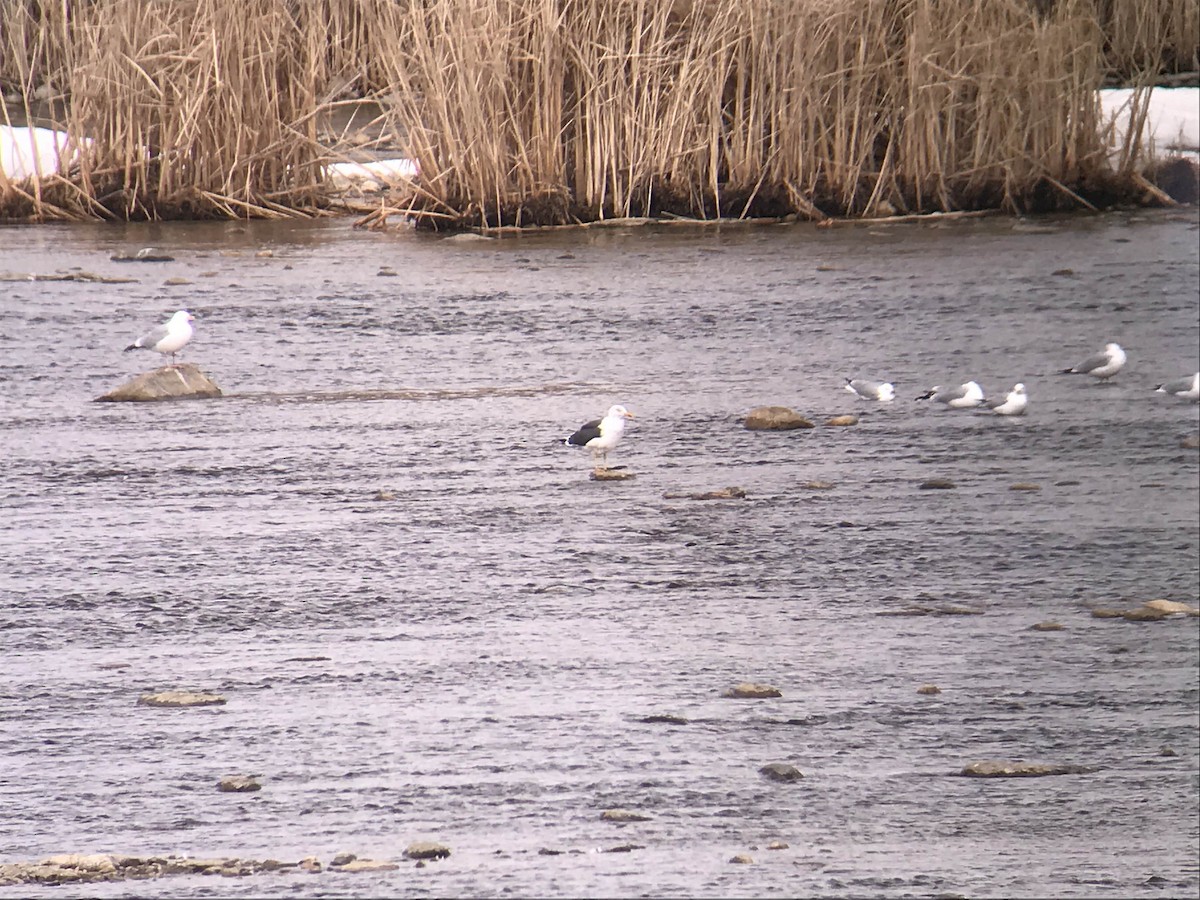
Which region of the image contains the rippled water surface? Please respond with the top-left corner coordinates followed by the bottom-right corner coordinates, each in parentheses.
top-left (1, 210), bottom-right (1198, 899)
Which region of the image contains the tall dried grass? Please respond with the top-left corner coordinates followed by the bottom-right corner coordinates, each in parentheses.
top-left (2, 0), bottom-right (338, 219)
top-left (0, 0), bottom-right (1191, 225)
top-left (1094, 0), bottom-right (1200, 79)
top-left (379, 0), bottom-right (1125, 226)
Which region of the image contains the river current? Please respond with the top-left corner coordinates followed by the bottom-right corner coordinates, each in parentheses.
top-left (0, 209), bottom-right (1197, 898)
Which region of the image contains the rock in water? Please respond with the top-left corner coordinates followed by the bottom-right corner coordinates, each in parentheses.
top-left (723, 682), bottom-right (783, 699)
top-left (759, 763), bottom-right (804, 783)
top-left (96, 364), bottom-right (222, 402)
top-left (958, 760), bottom-right (1098, 777)
top-left (743, 406), bottom-right (814, 430)
top-left (137, 691), bottom-right (226, 708)
top-left (217, 776), bottom-right (262, 792)
top-left (600, 809), bottom-right (653, 822)
top-left (590, 467), bottom-right (635, 481)
top-left (403, 842), bottom-right (451, 860)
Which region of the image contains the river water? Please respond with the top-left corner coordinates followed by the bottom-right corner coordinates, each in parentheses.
top-left (1, 209), bottom-right (1197, 899)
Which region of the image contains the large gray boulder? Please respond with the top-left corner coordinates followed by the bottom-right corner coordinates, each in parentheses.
top-left (96, 364), bottom-right (222, 402)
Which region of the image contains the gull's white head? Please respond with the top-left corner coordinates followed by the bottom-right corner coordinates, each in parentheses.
top-left (1012, 383), bottom-right (1026, 395)
top-left (606, 405), bottom-right (634, 420)
top-left (877, 383), bottom-right (895, 401)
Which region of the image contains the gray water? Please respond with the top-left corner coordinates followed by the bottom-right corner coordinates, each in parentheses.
top-left (1, 210), bottom-right (1198, 899)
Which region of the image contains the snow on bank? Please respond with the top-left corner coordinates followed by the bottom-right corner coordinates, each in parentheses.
top-left (325, 157), bottom-right (419, 191)
top-left (3, 88), bottom-right (1196, 184)
top-left (0, 125), bottom-right (87, 182)
top-left (1100, 87), bottom-right (1199, 156)
top-left (0, 124), bottom-right (420, 190)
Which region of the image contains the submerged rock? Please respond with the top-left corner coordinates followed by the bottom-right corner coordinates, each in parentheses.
top-left (877, 604), bottom-right (983, 617)
top-left (1030, 621), bottom-right (1065, 631)
top-left (641, 714), bottom-right (690, 725)
top-left (137, 691), bottom-right (226, 708)
top-left (111, 248), bottom-right (175, 262)
top-left (1142, 599), bottom-right (1199, 616)
top-left (661, 486), bottom-right (746, 500)
top-left (824, 414), bottom-right (858, 426)
top-left (1122, 607), bottom-right (1170, 622)
top-left (759, 763), bottom-right (804, 783)
top-left (590, 467), bottom-right (635, 481)
top-left (0, 854), bottom-right (318, 886)
top-left (958, 760), bottom-right (1098, 778)
top-left (919, 478), bottom-right (956, 490)
top-left (217, 776), bottom-right (261, 793)
top-left (97, 363), bottom-right (222, 402)
top-left (600, 809), bottom-right (652, 823)
top-left (38, 854), bottom-right (118, 874)
top-left (403, 842), bottom-right (450, 860)
top-left (743, 406), bottom-right (814, 430)
top-left (1092, 599), bottom-right (1198, 620)
top-left (723, 682), bottom-right (782, 699)
top-left (331, 858), bottom-right (400, 872)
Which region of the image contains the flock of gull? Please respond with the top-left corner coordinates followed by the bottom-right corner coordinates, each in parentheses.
top-left (121, 309), bottom-right (1200, 472)
top-left (562, 341), bottom-right (1198, 470)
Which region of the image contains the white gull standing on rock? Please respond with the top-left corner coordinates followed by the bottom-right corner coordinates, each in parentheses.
top-left (124, 310), bottom-right (194, 363)
top-left (981, 383), bottom-right (1028, 416)
top-left (1154, 372), bottom-right (1200, 400)
top-left (566, 404), bottom-right (635, 467)
top-left (1061, 342), bottom-right (1126, 381)
top-left (915, 381), bottom-right (984, 408)
top-left (844, 378), bottom-right (895, 401)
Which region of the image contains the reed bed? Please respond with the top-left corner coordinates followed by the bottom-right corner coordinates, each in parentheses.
top-left (376, 0), bottom-right (1128, 226)
top-left (0, 0), bottom-right (1193, 225)
top-left (1094, 0), bottom-right (1200, 81)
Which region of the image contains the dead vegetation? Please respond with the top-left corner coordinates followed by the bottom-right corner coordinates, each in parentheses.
top-left (1, 0), bottom-right (1196, 227)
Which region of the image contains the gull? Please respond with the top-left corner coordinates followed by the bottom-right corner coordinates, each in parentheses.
top-left (915, 381), bottom-right (984, 408)
top-left (981, 383), bottom-right (1027, 416)
top-left (566, 404), bottom-right (635, 467)
top-left (844, 378), bottom-right (895, 401)
top-left (1061, 342), bottom-right (1126, 381)
top-left (1154, 372), bottom-right (1199, 400)
top-left (124, 309), bottom-right (194, 364)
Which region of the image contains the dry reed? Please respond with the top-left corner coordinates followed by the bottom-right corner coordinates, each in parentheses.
top-left (0, 0), bottom-right (1193, 225)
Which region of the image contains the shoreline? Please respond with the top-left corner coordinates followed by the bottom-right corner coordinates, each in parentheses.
top-left (4, 89), bottom-right (1199, 228)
